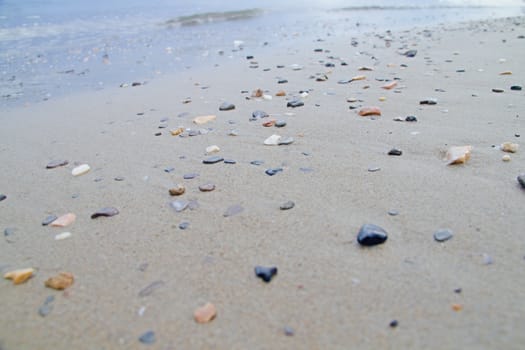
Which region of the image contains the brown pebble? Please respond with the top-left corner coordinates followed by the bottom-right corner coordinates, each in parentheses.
top-left (199, 183), bottom-right (216, 192)
top-left (169, 184), bottom-right (186, 196)
top-left (275, 90), bottom-right (286, 96)
top-left (358, 106), bottom-right (382, 116)
top-left (252, 89), bottom-right (263, 98)
top-left (4, 268), bottom-right (35, 285)
top-left (451, 303), bottom-right (463, 312)
top-left (170, 127), bottom-right (184, 136)
top-left (50, 213), bottom-right (76, 227)
top-left (382, 81), bottom-right (398, 90)
top-left (45, 272), bottom-right (74, 290)
top-left (194, 302), bottom-right (217, 323)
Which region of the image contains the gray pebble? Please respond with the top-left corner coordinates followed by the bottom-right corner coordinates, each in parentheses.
top-left (388, 210), bottom-right (399, 216)
top-left (224, 204), bottom-right (244, 217)
top-left (283, 326), bottom-right (295, 336)
top-left (114, 176), bottom-right (125, 181)
top-left (433, 228), bottom-right (453, 242)
top-left (219, 102), bottom-right (235, 111)
top-left (179, 222), bottom-right (190, 230)
top-left (280, 201), bottom-right (295, 210)
top-left (199, 183), bottom-right (216, 192)
top-left (139, 331), bottom-right (156, 344)
top-left (368, 167), bottom-right (381, 172)
top-left (42, 215), bottom-right (58, 226)
top-left (4, 227), bottom-right (15, 236)
top-left (275, 120), bottom-right (287, 128)
top-left (278, 137), bottom-right (294, 145)
top-left (518, 174), bottom-right (525, 189)
top-left (91, 207), bottom-right (120, 219)
top-left (224, 159), bottom-right (237, 164)
top-left (0, 194), bottom-right (6, 202)
top-left (250, 160), bottom-right (264, 166)
top-left (203, 156), bottom-right (224, 164)
top-left (183, 173), bottom-right (199, 180)
top-left (138, 280), bottom-right (165, 297)
top-left (38, 296), bottom-right (55, 317)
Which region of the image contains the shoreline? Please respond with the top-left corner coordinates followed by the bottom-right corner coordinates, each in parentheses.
top-left (1, 15), bottom-right (525, 349)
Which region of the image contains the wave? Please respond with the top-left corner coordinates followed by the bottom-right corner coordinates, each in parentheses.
top-left (162, 8), bottom-right (264, 28)
top-left (332, 3), bottom-right (524, 12)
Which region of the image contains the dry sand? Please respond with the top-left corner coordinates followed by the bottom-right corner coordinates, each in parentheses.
top-left (1, 16), bottom-right (525, 349)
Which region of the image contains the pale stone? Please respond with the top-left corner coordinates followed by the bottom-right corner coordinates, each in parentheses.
top-left (72, 164), bottom-right (90, 176)
top-left (264, 135), bottom-right (281, 145)
top-left (193, 115), bottom-right (216, 125)
top-left (55, 232), bottom-right (72, 240)
top-left (206, 145), bottom-right (220, 154)
top-left (446, 146), bottom-right (472, 165)
top-left (50, 213), bottom-right (76, 227)
top-left (194, 302), bottom-right (217, 323)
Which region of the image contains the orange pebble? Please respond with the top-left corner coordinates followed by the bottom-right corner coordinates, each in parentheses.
top-left (452, 303), bottom-right (463, 311)
top-left (358, 106), bottom-right (382, 117)
top-left (194, 302), bottom-right (217, 323)
top-left (382, 81), bottom-right (398, 90)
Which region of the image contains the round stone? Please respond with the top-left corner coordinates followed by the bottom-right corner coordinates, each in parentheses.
top-left (169, 184), bottom-right (186, 196)
top-left (357, 224), bottom-right (388, 246)
top-left (199, 183), bottom-right (216, 192)
top-left (433, 228), bottom-right (453, 242)
top-left (179, 222), bottom-right (190, 230)
top-left (275, 120), bottom-right (287, 128)
top-left (280, 201), bottom-right (295, 210)
top-left (219, 102), bottom-right (235, 111)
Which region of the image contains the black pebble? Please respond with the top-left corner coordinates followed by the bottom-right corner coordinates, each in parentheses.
top-left (219, 102), bottom-right (235, 111)
top-left (420, 99), bottom-right (437, 105)
top-left (203, 156), bottom-right (224, 164)
top-left (511, 85), bottom-right (522, 91)
top-left (42, 215), bottom-right (58, 226)
top-left (254, 266), bottom-right (278, 283)
top-left (287, 100), bottom-right (304, 108)
top-left (250, 160), bottom-right (264, 166)
top-left (405, 116), bottom-right (418, 122)
top-left (357, 224), bottom-right (388, 246)
top-left (388, 148), bottom-right (402, 156)
top-left (278, 79), bottom-right (288, 84)
top-left (518, 174), bottom-right (525, 189)
top-left (0, 194), bottom-right (6, 202)
top-left (246, 55), bottom-right (254, 59)
top-left (265, 168), bottom-right (283, 176)
top-left (404, 50), bottom-right (417, 57)
top-left (492, 88), bottom-right (504, 93)
top-left (389, 320), bottom-right (399, 328)
top-left (139, 331), bottom-right (156, 344)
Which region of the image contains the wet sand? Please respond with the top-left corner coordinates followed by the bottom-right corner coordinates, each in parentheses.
top-left (1, 16), bottom-right (525, 349)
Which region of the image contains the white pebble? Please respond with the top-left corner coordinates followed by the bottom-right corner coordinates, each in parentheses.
top-left (264, 134), bottom-right (282, 146)
top-left (72, 164), bottom-right (90, 176)
top-left (55, 232), bottom-right (72, 240)
top-left (502, 154), bottom-right (511, 162)
top-left (205, 145), bottom-right (220, 154)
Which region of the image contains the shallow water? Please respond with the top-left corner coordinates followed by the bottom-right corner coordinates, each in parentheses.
top-left (0, 0), bottom-right (523, 107)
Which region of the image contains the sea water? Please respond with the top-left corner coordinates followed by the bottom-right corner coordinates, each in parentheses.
top-left (0, 0), bottom-right (523, 107)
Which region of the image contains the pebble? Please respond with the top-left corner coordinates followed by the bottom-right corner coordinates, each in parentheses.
top-left (138, 280), bottom-right (165, 297)
top-left (169, 184), bottom-right (186, 196)
top-left (219, 102), bottom-right (235, 111)
top-left (510, 85), bottom-right (522, 91)
top-left (452, 303), bottom-right (463, 312)
top-left (287, 100), bottom-right (304, 108)
top-left (482, 253), bottom-right (494, 265)
top-left (114, 176), bottom-right (125, 181)
top-left (446, 145), bottom-right (472, 165)
top-left (183, 173), bottom-right (199, 180)
top-left (4, 227), bottom-right (15, 236)
top-left (501, 142), bottom-right (519, 153)
top-left (404, 49), bottom-right (417, 57)
top-left (357, 224), bottom-right (388, 246)
top-left (193, 115), bottom-right (216, 125)
top-left (492, 88), bottom-right (504, 93)
top-left (276, 90), bottom-right (286, 96)
top-left (502, 154), bottom-right (511, 162)
top-left (382, 81), bottom-right (398, 90)
top-left (139, 331), bottom-right (156, 345)
top-left (194, 302), bottom-right (217, 323)
top-left (368, 167), bottom-right (381, 172)
top-left (170, 200), bottom-right (189, 212)
top-left (250, 160), bottom-right (264, 166)
top-left (263, 120), bottom-right (276, 127)
top-left (252, 110), bottom-right (269, 120)
top-left (170, 127), bottom-right (184, 136)
top-left (266, 168), bottom-right (283, 176)
top-left (254, 266), bottom-right (278, 283)
top-left (45, 272), bottom-right (74, 290)
top-left (199, 183), bottom-right (216, 192)
top-left (518, 174), bottom-right (525, 189)
top-left (278, 137), bottom-right (294, 145)
top-left (278, 79), bottom-right (288, 84)
top-left (405, 116), bottom-right (418, 122)
top-left (179, 222), bottom-right (190, 230)
top-left (224, 159), bottom-right (236, 164)
top-left (4, 268), bottom-right (35, 285)
top-left (46, 160), bottom-right (69, 169)
top-left (388, 210), bottom-right (399, 216)
top-left (0, 194), bottom-right (5, 202)
top-left (54, 232), bottom-right (72, 240)
top-left (433, 228), bottom-right (453, 242)
top-left (203, 156), bottom-right (224, 164)
top-left (71, 164), bottom-right (90, 176)
top-left (358, 106), bottom-right (381, 116)
top-left (275, 120), bottom-right (287, 128)
top-left (280, 201), bottom-right (295, 210)
top-left (206, 145), bottom-right (220, 154)
top-left (283, 326), bottom-right (295, 336)
top-left (91, 207), bottom-right (119, 219)
top-left (50, 213), bottom-right (76, 227)
top-left (388, 148), bottom-right (402, 156)
top-left (42, 215), bottom-right (58, 226)
top-left (224, 204), bottom-right (244, 217)
top-left (420, 98), bottom-right (437, 105)
top-left (264, 134), bottom-right (282, 145)
top-left (38, 296), bottom-right (55, 317)
top-left (389, 320), bottom-right (399, 328)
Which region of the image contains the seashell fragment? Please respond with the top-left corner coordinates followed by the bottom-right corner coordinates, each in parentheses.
top-left (501, 142), bottom-right (519, 153)
top-left (51, 213), bottom-right (76, 227)
top-left (170, 127), bottom-right (184, 136)
top-left (4, 268), bottom-right (34, 285)
top-left (275, 90), bottom-right (286, 96)
top-left (72, 164), bottom-right (90, 176)
top-left (55, 232), bottom-right (72, 240)
top-left (445, 146), bottom-right (472, 165)
top-left (264, 134), bottom-right (282, 145)
top-left (350, 75), bottom-right (366, 82)
top-left (382, 81), bottom-right (398, 90)
top-left (45, 272), bottom-right (74, 290)
top-left (358, 106), bottom-right (381, 117)
top-left (193, 115), bottom-right (216, 125)
top-left (194, 302), bottom-right (217, 323)
top-left (91, 207), bottom-right (119, 219)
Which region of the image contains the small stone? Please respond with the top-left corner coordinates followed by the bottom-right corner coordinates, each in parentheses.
top-left (4, 227), bottom-right (15, 237)
top-left (154, 132), bottom-right (162, 136)
top-left (42, 215), bottom-right (58, 226)
top-left (446, 145), bottom-right (472, 165)
top-left (368, 167), bottom-right (381, 172)
top-left (265, 168), bottom-right (283, 176)
top-left (433, 228), bottom-right (453, 242)
top-left (45, 272), bottom-right (74, 290)
top-left (169, 184), bottom-right (186, 196)
top-left (71, 164), bottom-right (90, 176)
top-left (138, 280), bottom-right (165, 297)
top-left (388, 148), bottom-right (402, 156)
top-left (194, 302), bottom-right (217, 323)
top-left (357, 224), bottom-right (388, 246)
top-left (139, 331), bottom-right (156, 345)
top-left (389, 320), bottom-right (399, 328)
top-left (454, 288), bottom-right (462, 294)
top-left (262, 120), bottom-right (276, 127)
top-left (179, 222), bottom-right (190, 230)
top-left (382, 81), bottom-right (398, 90)
top-left (276, 91), bottom-right (286, 96)
top-left (183, 173), bottom-right (199, 180)
top-left (275, 120), bottom-right (287, 128)
top-left (0, 194), bottom-right (5, 202)
top-left (451, 303), bottom-right (463, 312)
top-left (501, 142), bottom-right (519, 153)
top-left (518, 174), bottom-right (525, 189)
top-left (4, 268), bottom-right (35, 285)
top-left (224, 159), bottom-right (236, 164)
top-left (203, 156), bottom-right (224, 164)
top-left (278, 79), bottom-right (288, 84)
top-left (224, 204), bottom-right (244, 217)
top-left (46, 160), bottom-right (69, 169)
top-left (219, 102), bottom-right (235, 111)
top-left (492, 88), bottom-right (504, 93)
top-left (404, 49), bottom-right (417, 57)
top-left (287, 100), bottom-right (304, 108)
top-left (38, 296), bottom-right (55, 317)
top-left (482, 253), bottom-right (494, 265)
top-left (420, 98), bottom-right (437, 105)
top-left (199, 183), bottom-right (216, 192)
top-left (264, 134), bottom-right (282, 145)
top-left (54, 232), bottom-right (72, 240)
top-left (50, 213), bottom-right (76, 227)
top-left (280, 201), bottom-right (295, 210)
top-left (358, 106), bottom-right (381, 116)
top-left (502, 154), bottom-right (511, 162)
top-left (388, 210), bottom-right (399, 216)
top-left (114, 176), bottom-right (125, 181)
top-left (193, 115), bottom-right (216, 125)
top-left (405, 116), bottom-right (418, 122)
top-left (91, 207), bottom-right (119, 219)
top-left (510, 85), bottom-right (522, 91)
top-left (170, 200), bottom-right (189, 212)
top-left (170, 127), bottom-right (184, 136)
top-left (251, 110), bottom-right (269, 120)
top-left (278, 137), bottom-right (294, 145)
top-left (206, 145), bottom-right (220, 154)
top-left (283, 326), bottom-right (295, 336)
top-left (254, 266), bottom-right (278, 283)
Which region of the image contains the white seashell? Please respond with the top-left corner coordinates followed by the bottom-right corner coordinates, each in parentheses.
top-left (55, 232), bottom-right (72, 240)
top-left (445, 146), bottom-right (472, 165)
top-left (72, 164), bottom-right (90, 176)
top-left (264, 134), bottom-right (281, 146)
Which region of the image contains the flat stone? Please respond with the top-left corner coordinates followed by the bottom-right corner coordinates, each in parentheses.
top-left (46, 160), bottom-right (69, 169)
top-left (420, 98), bottom-right (437, 105)
top-left (0, 194), bottom-right (5, 202)
top-left (224, 159), bottom-right (237, 164)
top-left (250, 160), bottom-right (264, 166)
top-left (280, 201), bottom-right (295, 210)
top-left (284, 326), bottom-right (295, 336)
top-left (278, 137), bottom-right (294, 145)
top-left (265, 168), bottom-right (283, 176)
top-left (404, 49), bottom-right (417, 57)
top-left (42, 215), bottom-right (58, 226)
top-left (4, 227), bottom-right (15, 236)
top-left (114, 176), bottom-right (125, 181)
top-left (219, 102), bottom-right (235, 111)
top-left (179, 222), bottom-right (190, 230)
top-left (254, 266), bottom-right (278, 283)
top-left (202, 156), bottom-right (224, 164)
top-left (264, 134), bottom-right (282, 145)
top-left (54, 232), bottom-right (72, 240)
top-left (71, 164), bottom-right (90, 176)
top-left (199, 183), bottom-right (216, 192)
top-left (357, 224), bottom-right (388, 246)
top-left (50, 213), bottom-right (76, 227)
top-left (45, 272), bottom-right (74, 290)
top-left (138, 280), bottom-right (165, 297)
top-left (278, 79), bottom-right (288, 84)
top-left (492, 88), bottom-right (504, 93)
top-left (510, 85), bottom-right (522, 91)
top-left (287, 100), bottom-right (304, 108)
top-left (193, 115), bottom-right (216, 125)
top-left (388, 148), bottom-right (403, 156)
top-left (275, 120), bottom-right (287, 128)
top-left (517, 174), bottom-right (525, 189)
top-left (170, 200), bottom-right (189, 212)
top-left (358, 106), bottom-right (381, 117)
top-left (388, 210), bottom-right (399, 216)
top-left (91, 207), bottom-right (119, 219)
top-left (224, 204), bottom-right (244, 217)
top-left (405, 116), bottom-right (418, 122)
top-left (139, 331), bottom-right (156, 345)
top-left (434, 228), bottom-right (453, 242)
top-left (368, 167), bottom-right (381, 172)
top-left (183, 173), bottom-right (199, 180)
top-left (206, 145), bottom-right (220, 154)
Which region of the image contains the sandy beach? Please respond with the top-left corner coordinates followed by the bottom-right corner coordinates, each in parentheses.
top-left (1, 15), bottom-right (525, 349)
